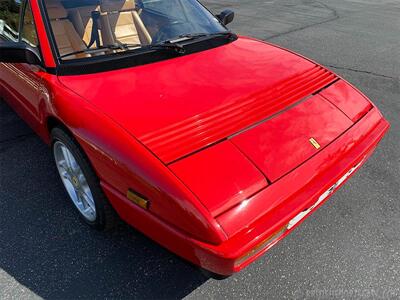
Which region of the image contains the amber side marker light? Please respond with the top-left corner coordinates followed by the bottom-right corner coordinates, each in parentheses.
top-left (127, 189), bottom-right (150, 209)
top-left (235, 226), bottom-right (287, 267)
top-left (309, 137), bottom-right (321, 149)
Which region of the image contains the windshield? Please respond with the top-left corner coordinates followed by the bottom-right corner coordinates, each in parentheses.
top-left (42, 0), bottom-right (228, 61)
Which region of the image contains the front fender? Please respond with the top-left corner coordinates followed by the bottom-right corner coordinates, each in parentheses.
top-left (47, 77), bottom-right (226, 245)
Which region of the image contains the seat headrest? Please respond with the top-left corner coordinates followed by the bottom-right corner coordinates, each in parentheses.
top-left (46, 0), bottom-right (68, 20)
top-left (100, 0), bottom-right (135, 13)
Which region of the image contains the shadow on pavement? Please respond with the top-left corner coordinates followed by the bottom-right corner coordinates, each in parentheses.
top-left (0, 100), bottom-right (207, 299)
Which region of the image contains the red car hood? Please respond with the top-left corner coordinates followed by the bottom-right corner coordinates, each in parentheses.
top-left (58, 37), bottom-right (335, 163)
top-left (59, 37), bottom-right (367, 217)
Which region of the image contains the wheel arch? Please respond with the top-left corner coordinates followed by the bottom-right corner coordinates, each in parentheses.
top-left (44, 102), bottom-right (227, 245)
top-left (45, 115), bottom-right (97, 172)
top-left (45, 115), bottom-right (97, 175)
top-left (46, 116), bottom-right (72, 137)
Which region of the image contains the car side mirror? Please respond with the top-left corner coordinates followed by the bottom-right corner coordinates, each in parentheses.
top-left (0, 41), bottom-right (42, 65)
top-left (216, 9), bottom-right (235, 26)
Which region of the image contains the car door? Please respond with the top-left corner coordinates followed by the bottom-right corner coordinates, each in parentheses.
top-left (0, 0), bottom-right (47, 134)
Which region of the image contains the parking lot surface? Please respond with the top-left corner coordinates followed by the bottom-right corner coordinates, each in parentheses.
top-left (0, 0), bottom-right (399, 299)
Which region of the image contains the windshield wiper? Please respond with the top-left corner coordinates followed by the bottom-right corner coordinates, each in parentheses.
top-left (165, 31), bottom-right (237, 43)
top-left (59, 43), bottom-right (133, 59)
top-left (167, 33), bottom-right (208, 43)
top-left (59, 31), bottom-right (236, 59)
top-left (116, 42), bottom-right (186, 54)
top-left (60, 42), bottom-right (185, 59)
top-left (134, 43), bottom-right (186, 54)
top-left (210, 31), bottom-right (237, 40)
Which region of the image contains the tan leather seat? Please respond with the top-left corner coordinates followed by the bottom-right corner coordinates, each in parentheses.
top-left (99, 0), bottom-right (152, 46)
top-left (68, 5), bottom-right (101, 46)
top-left (46, 0), bottom-right (88, 59)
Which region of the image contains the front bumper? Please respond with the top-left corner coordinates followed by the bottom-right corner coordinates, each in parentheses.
top-left (194, 107), bottom-right (389, 275)
top-left (103, 107), bottom-right (389, 276)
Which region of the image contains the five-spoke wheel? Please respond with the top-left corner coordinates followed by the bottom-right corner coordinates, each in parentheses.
top-left (51, 127), bottom-right (117, 229)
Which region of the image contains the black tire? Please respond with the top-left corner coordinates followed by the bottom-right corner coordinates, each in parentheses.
top-left (51, 127), bottom-right (119, 230)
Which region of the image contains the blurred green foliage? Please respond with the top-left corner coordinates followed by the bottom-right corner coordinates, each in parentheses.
top-left (0, 0), bottom-right (21, 32)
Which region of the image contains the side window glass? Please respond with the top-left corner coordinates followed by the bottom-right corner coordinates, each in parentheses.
top-left (0, 0), bottom-right (22, 41)
top-left (21, 1), bottom-right (39, 47)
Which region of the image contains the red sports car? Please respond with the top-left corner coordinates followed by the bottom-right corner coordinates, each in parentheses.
top-left (0, 0), bottom-right (389, 277)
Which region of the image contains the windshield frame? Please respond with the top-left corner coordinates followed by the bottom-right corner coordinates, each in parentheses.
top-left (38, 0), bottom-right (236, 75)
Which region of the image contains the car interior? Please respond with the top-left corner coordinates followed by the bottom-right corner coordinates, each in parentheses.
top-left (46, 0), bottom-right (153, 60)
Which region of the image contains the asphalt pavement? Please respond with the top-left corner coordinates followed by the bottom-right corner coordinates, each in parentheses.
top-left (0, 0), bottom-right (399, 299)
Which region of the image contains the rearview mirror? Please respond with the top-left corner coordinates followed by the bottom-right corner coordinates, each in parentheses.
top-left (216, 9), bottom-right (235, 26)
top-left (0, 41), bottom-right (42, 65)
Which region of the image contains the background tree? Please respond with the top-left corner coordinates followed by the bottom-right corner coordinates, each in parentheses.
top-left (0, 0), bottom-right (21, 32)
